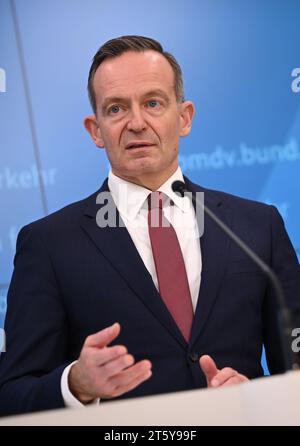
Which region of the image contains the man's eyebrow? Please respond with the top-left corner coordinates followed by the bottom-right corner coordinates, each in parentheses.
top-left (101, 97), bottom-right (125, 113)
top-left (142, 89), bottom-right (170, 101)
top-left (101, 89), bottom-right (170, 113)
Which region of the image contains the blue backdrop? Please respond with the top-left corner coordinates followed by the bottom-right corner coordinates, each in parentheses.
top-left (1, 0), bottom-right (300, 374)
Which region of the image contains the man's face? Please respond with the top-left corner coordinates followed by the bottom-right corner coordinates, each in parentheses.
top-left (85, 50), bottom-right (194, 188)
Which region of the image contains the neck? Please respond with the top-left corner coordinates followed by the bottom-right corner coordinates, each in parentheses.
top-left (112, 165), bottom-right (178, 191)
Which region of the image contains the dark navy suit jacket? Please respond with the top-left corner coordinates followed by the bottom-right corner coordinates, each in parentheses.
top-left (0, 176), bottom-right (299, 416)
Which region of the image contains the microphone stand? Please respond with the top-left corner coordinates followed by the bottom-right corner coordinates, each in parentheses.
top-left (172, 180), bottom-right (300, 372)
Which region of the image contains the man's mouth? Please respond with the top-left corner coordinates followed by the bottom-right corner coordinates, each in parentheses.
top-left (125, 142), bottom-right (155, 150)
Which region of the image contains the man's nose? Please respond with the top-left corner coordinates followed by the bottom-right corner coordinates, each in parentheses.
top-left (126, 106), bottom-right (147, 132)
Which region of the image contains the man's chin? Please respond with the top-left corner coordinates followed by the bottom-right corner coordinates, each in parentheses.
top-left (123, 159), bottom-right (158, 175)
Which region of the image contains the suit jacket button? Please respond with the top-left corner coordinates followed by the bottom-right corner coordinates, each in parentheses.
top-left (189, 352), bottom-right (199, 363)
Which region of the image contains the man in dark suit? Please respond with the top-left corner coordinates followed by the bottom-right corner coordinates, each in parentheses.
top-left (0, 35), bottom-right (299, 416)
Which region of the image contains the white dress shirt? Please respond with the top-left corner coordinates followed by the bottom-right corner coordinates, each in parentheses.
top-left (61, 166), bottom-right (202, 407)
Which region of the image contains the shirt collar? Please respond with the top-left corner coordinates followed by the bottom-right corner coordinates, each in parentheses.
top-left (108, 167), bottom-right (189, 222)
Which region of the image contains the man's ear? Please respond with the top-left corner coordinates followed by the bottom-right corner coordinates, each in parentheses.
top-left (179, 101), bottom-right (195, 137)
top-left (84, 115), bottom-right (105, 148)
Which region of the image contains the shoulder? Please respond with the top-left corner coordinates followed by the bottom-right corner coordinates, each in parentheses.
top-left (16, 186), bottom-right (104, 246)
top-left (184, 176), bottom-right (286, 239)
top-left (185, 176), bottom-right (278, 217)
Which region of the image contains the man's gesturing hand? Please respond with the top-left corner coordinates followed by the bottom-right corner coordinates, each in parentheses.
top-left (68, 323), bottom-right (152, 403)
top-left (199, 355), bottom-right (248, 388)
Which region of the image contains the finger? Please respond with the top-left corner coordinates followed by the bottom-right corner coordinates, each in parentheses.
top-left (109, 360), bottom-right (152, 388)
top-left (218, 374), bottom-right (248, 387)
top-left (85, 323), bottom-right (121, 349)
top-left (199, 355), bottom-right (219, 384)
top-left (210, 367), bottom-right (239, 387)
top-left (89, 345), bottom-right (128, 367)
top-left (99, 360), bottom-right (152, 399)
top-left (111, 369), bottom-right (153, 398)
top-left (101, 353), bottom-right (135, 378)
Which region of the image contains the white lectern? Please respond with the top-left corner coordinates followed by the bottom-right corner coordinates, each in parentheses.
top-left (1, 371), bottom-right (300, 426)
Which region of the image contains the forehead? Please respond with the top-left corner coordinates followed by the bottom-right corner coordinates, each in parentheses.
top-left (93, 50), bottom-right (175, 101)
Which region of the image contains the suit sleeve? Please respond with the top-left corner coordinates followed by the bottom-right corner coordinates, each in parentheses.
top-left (0, 224), bottom-right (70, 416)
top-left (263, 205), bottom-right (300, 374)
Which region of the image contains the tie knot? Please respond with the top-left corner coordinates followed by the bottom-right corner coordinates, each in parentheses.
top-left (147, 192), bottom-right (165, 210)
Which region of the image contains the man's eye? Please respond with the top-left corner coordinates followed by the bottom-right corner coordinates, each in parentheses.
top-left (109, 105), bottom-right (120, 114)
top-left (147, 100), bottom-right (159, 108)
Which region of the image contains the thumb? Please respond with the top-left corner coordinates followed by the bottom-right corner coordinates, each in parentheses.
top-left (85, 322), bottom-right (121, 348)
top-left (199, 355), bottom-right (219, 385)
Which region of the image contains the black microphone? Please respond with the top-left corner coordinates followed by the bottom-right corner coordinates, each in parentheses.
top-left (172, 180), bottom-right (299, 372)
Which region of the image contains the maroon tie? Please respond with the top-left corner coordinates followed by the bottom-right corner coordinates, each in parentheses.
top-left (148, 192), bottom-right (194, 343)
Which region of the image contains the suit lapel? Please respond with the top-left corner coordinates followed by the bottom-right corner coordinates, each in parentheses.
top-left (80, 179), bottom-right (187, 348)
top-left (79, 177), bottom-right (232, 348)
top-left (184, 178), bottom-right (233, 347)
